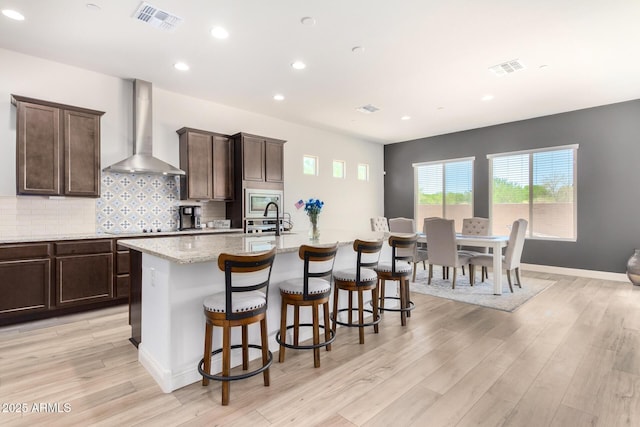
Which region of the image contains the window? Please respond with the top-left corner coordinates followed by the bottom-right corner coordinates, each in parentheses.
top-left (333, 160), bottom-right (345, 178)
top-left (357, 163), bottom-right (369, 181)
top-left (413, 157), bottom-right (474, 232)
top-left (303, 155), bottom-right (318, 176)
top-left (488, 145), bottom-right (577, 240)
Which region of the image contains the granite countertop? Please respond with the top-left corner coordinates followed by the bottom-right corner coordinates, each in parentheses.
top-left (0, 228), bottom-right (243, 245)
top-left (118, 229), bottom-right (386, 264)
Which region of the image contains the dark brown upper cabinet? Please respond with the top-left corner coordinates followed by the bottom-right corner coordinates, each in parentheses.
top-left (177, 127), bottom-right (234, 201)
top-left (11, 95), bottom-right (104, 198)
top-left (232, 133), bottom-right (285, 184)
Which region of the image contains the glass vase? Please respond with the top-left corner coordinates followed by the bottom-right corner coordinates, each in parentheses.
top-left (308, 214), bottom-right (320, 240)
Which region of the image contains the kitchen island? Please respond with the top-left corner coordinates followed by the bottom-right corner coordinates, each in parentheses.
top-left (119, 230), bottom-right (385, 393)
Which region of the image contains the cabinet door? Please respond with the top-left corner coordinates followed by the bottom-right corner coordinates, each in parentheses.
top-left (56, 253), bottom-right (113, 307)
top-left (16, 102), bottom-right (61, 195)
top-left (265, 140), bottom-right (284, 183)
top-left (242, 136), bottom-right (265, 182)
top-left (185, 132), bottom-right (213, 199)
top-left (212, 135), bottom-right (234, 200)
top-left (0, 259), bottom-right (51, 315)
top-left (64, 109), bottom-right (101, 197)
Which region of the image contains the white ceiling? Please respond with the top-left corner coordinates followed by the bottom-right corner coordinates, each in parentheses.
top-left (2, 0), bottom-right (640, 144)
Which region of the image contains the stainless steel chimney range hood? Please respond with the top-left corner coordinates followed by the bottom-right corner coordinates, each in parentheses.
top-left (103, 79), bottom-right (185, 176)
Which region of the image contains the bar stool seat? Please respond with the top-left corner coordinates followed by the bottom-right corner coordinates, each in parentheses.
top-left (276, 243), bottom-right (338, 368)
top-left (198, 247), bottom-right (276, 406)
top-left (331, 239), bottom-right (383, 345)
top-left (376, 234), bottom-right (417, 327)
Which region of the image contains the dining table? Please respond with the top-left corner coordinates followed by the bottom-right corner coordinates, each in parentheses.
top-left (417, 233), bottom-right (509, 295)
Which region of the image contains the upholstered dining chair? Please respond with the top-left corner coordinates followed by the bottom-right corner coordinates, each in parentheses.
top-left (458, 217), bottom-right (490, 280)
top-left (469, 218), bottom-right (528, 292)
top-left (424, 217), bottom-right (471, 289)
top-left (370, 216), bottom-right (390, 232)
top-left (388, 217), bottom-right (428, 281)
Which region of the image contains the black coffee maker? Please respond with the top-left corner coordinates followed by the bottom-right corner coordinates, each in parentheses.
top-left (178, 205), bottom-right (202, 230)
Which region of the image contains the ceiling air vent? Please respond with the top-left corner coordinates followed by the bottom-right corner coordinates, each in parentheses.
top-left (489, 59), bottom-right (526, 76)
top-left (133, 2), bottom-right (183, 31)
top-left (356, 104), bottom-right (380, 114)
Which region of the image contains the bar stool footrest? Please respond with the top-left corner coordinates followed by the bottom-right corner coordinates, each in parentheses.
top-left (275, 324), bottom-right (336, 350)
top-left (198, 344), bottom-right (273, 382)
top-left (331, 308), bottom-right (381, 327)
top-left (378, 296), bottom-right (415, 313)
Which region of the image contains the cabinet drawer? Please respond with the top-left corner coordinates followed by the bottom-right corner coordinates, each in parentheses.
top-left (116, 275), bottom-right (130, 299)
top-left (117, 251), bottom-right (130, 275)
top-left (0, 243), bottom-right (50, 261)
top-left (55, 240), bottom-right (113, 256)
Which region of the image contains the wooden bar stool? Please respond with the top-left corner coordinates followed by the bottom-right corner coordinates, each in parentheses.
top-left (332, 239), bottom-right (383, 344)
top-left (376, 234), bottom-right (417, 326)
top-left (198, 247), bottom-right (276, 405)
top-left (276, 243), bottom-right (338, 368)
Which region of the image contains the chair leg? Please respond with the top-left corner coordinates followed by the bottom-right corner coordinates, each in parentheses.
top-left (260, 318), bottom-right (270, 387)
top-left (279, 299), bottom-right (287, 363)
top-left (506, 270), bottom-right (514, 293)
top-left (241, 324), bottom-right (249, 370)
top-left (293, 306), bottom-right (300, 346)
top-left (372, 286), bottom-right (379, 334)
top-left (221, 324), bottom-right (231, 405)
top-left (358, 289), bottom-right (365, 344)
top-left (313, 302), bottom-right (320, 368)
top-left (452, 267), bottom-right (457, 289)
top-left (481, 266), bottom-right (486, 282)
top-left (470, 265), bottom-right (475, 286)
top-left (332, 288), bottom-right (339, 334)
top-left (399, 279), bottom-right (407, 326)
top-left (202, 321), bottom-right (212, 386)
top-left (515, 267), bottom-right (523, 288)
top-left (462, 265), bottom-right (466, 276)
top-left (348, 290), bottom-right (353, 325)
top-left (323, 301), bottom-right (332, 351)
top-left (405, 278), bottom-right (411, 318)
top-left (379, 279), bottom-right (386, 310)
top-left (412, 262), bottom-right (417, 282)
top-left (428, 264), bottom-right (433, 284)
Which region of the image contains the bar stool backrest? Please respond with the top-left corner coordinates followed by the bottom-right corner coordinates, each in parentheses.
top-left (217, 247), bottom-right (277, 321)
top-left (298, 243), bottom-right (339, 300)
top-left (388, 234), bottom-right (418, 274)
top-left (353, 239), bottom-right (383, 284)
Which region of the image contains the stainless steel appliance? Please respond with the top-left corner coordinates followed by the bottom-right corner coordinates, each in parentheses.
top-left (245, 189), bottom-right (283, 217)
top-left (178, 205), bottom-right (202, 230)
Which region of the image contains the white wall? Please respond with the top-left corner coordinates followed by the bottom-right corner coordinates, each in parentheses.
top-left (0, 48), bottom-right (383, 233)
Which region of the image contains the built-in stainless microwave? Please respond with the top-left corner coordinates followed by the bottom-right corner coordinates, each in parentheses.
top-left (245, 188), bottom-right (283, 218)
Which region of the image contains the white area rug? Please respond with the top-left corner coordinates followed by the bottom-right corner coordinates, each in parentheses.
top-left (410, 268), bottom-right (556, 312)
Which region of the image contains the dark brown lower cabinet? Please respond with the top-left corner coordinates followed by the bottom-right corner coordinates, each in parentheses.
top-left (0, 238), bottom-right (127, 326)
top-left (56, 253), bottom-right (113, 307)
top-left (0, 243), bottom-right (51, 316)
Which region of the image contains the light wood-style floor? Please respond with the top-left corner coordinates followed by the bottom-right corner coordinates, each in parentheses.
top-left (1, 271), bottom-right (639, 426)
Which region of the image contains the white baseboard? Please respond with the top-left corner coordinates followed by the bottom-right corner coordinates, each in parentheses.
top-left (520, 263), bottom-right (629, 283)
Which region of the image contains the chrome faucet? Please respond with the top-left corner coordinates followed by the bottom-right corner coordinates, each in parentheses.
top-left (263, 201), bottom-right (280, 236)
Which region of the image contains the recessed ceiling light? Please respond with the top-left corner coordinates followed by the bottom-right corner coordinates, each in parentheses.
top-left (291, 61), bottom-right (306, 70)
top-left (174, 62), bottom-right (190, 71)
top-left (2, 9), bottom-right (25, 20)
top-left (481, 94), bottom-right (494, 101)
top-left (300, 16), bottom-right (316, 26)
top-left (401, 116), bottom-right (411, 121)
top-left (210, 26), bottom-right (229, 39)
top-left (351, 46), bottom-right (365, 54)
top-left (273, 94), bottom-right (285, 101)
top-left (539, 64), bottom-right (549, 69)
top-left (437, 106), bottom-right (445, 110)
top-left (86, 3), bottom-right (101, 11)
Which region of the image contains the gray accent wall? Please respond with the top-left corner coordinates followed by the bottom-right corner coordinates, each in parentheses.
top-left (384, 99), bottom-right (640, 273)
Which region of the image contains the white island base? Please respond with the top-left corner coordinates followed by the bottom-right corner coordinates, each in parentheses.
top-left (123, 231), bottom-right (387, 393)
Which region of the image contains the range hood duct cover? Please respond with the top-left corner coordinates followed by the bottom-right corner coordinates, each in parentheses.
top-left (103, 79), bottom-right (185, 175)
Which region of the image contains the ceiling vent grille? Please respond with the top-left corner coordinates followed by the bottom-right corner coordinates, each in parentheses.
top-left (356, 104), bottom-right (380, 114)
top-left (133, 2), bottom-right (183, 31)
top-left (489, 59), bottom-right (525, 76)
